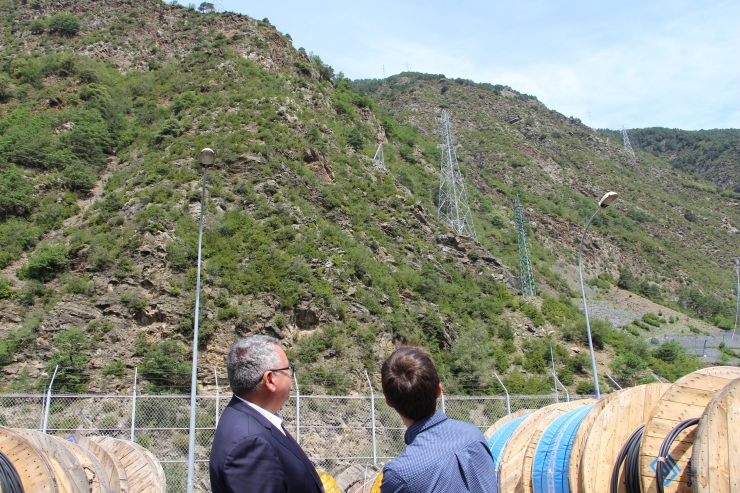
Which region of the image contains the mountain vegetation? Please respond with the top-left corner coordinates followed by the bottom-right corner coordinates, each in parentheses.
top-left (0, 0), bottom-right (734, 396)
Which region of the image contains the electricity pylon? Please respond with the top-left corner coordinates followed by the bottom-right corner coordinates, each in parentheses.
top-left (373, 143), bottom-right (387, 172)
top-left (622, 125), bottom-right (637, 164)
top-left (515, 194), bottom-right (536, 297)
top-left (437, 110), bottom-right (477, 241)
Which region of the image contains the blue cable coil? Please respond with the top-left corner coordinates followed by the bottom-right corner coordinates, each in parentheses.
top-left (487, 414), bottom-right (530, 492)
top-left (532, 404), bottom-right (594, 493)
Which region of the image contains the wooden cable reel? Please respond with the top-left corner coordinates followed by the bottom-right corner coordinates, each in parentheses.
top-left (13, 429), bottom-right (90, 493)
top-left (520, 399), bottom-right (596, 493)
top-left (580, 383), bottom-right (669, 493)
top-left (639, 366), bottom-right (740, 493)
top-left (691, 377), bottom-right (740, 493)
top-left (90, 436), bottom-right (164, 493)
top-left (498, 399), bottom-right (594, 493)
top-left (484, 409), bottom-right (533, 441)
top-left (74, 436), bottom-right (124, 493)
top-left (0, 426), bottom-right (57, 492)
top-left (567, 390), bottom-right (623, 493)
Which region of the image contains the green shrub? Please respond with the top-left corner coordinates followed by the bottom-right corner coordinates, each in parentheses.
top-left (101, 360), bottom-right (126, 377)
top-left (576, 381), bottom-right (595, 395)
top-left (0, 165), bottom-right (36, 218)
top-left (521, 302), bottom-right (545, 327)
top-left (641, 313), bottom-right (662, 327)
top-left (47, 14), bottom-right (81, 37)
top-left (22, 244), bottom-right (68, 282)
top-left (29, 18), bottom-right (47, 34)
top-left (0, 278), bottom-right (14, 300)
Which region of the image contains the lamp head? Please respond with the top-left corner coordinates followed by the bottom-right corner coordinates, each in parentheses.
top-left (548, 330), bottom-right (555, 336)
top-left (41, 372), bottom-right (49, 378)
top-left (199, 148), bottom-right (215, 167)
top-left (599, 191), bottom-right (618, 208)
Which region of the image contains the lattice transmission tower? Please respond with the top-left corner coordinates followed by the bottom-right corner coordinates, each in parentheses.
top-left (622, 125), bottom-right (637, 164)
top-left (515, 194), bottom-right (536, 297)
top-left (373, 143), bottom-right (387, 172)
top-left (437, 110), bottom-right (477, 241)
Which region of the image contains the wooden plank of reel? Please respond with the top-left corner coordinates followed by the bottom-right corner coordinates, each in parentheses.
top-left (483, 409), bottom-right (533, 441)
top-left (13, 429), bottom-right (90, 493)
top-left (75, 435), bottom-right (126, 493)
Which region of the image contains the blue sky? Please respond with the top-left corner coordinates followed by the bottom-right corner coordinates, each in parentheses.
top-left (220, 0), bottom-right (739, 130)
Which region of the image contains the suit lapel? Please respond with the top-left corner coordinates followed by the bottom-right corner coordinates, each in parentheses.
top-left (270, 425), bottom-right (324, 491)
top-left (229, 396), bottom-right (323, 491)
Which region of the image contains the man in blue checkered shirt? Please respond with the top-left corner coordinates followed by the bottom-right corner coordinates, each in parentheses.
top-left (380, 346), bottom-right (497, 493)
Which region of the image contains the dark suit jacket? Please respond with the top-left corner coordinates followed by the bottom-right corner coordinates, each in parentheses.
top-left (210, 396), bottom-right (324, 493)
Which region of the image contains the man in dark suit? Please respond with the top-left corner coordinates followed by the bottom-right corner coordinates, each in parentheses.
top-left (210, 335), bottom-right (324, 493)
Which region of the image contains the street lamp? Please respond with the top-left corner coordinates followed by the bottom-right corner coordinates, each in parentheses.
top-left (547, 330), bottom-right (558, 402)
top-left (578, 191), bottom-right (618, 400)
top-left (186, 148), bottom-right (215, 493)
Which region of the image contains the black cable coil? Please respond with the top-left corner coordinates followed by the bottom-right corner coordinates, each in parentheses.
top-left (0, 450), bottom-right (24, 493)
top-left (656, 418), bottom-right (700, 493)
top-left (611, 418), bottom-right (701, 493)
top-left (611, 425), bottom-right (644, 493)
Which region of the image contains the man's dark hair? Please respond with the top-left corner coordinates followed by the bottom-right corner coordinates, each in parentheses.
top-left (381, 346), bottom-right (440, 420)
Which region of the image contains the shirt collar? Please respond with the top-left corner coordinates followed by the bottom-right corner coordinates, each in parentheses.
top-left (404, 410), bottom-right (447, 445)
top-left (234, 394), bottom-right (285, 435)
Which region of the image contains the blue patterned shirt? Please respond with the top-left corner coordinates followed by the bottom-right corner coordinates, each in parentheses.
top-left (381, 411), bottom-right (497, 493)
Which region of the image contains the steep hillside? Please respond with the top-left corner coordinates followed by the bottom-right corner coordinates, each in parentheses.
top-left (600, 127), bottom-right (740, 190)
top-left (0, 1), bottom-right (728, 397)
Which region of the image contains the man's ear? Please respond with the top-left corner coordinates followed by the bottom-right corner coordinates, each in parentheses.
top-left (436, 383), bottom-right (442, 399)
top-left (262, 371), bottom-right (276, 392)
top-left (385, 397), bottom-right (394, 409)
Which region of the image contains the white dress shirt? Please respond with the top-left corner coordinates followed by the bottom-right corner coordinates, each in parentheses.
top-left (234, 394), bottom-right (286, 435)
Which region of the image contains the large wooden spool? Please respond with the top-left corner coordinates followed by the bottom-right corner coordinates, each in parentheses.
top-left (691, 377), bottom-right (740, 493)
top-left (521, 399), bottom-right (596, 493)
top-left (90, 436), bottom-right (165, 493)
top-left (74, 436), bottom-right (125, 493)
top-left (13, 429), bottom-right (90, 493)
top-left (639, 366), bottom-right (740, 493)
top-left (484, 409), bottom-right (533, 441)
top-left (498, 400), bottom-right (593, 493)
top-left (567, 389), bottom-right (623, 493)
top-left (580, 383), bottom-right (669, 493)
top-left (59, 439), bottom-right (111, 493)
top-left (0, 426), bottom-right (57, 492)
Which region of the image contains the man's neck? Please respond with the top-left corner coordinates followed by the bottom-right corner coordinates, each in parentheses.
top-left (241, 392), bottom-right (280, 414)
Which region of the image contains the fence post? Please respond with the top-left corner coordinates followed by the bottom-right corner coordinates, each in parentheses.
top-left (214, 368), bottom-right (220, 427)
top-left (605, 373), bottom-right (623, 390)
top-left (130, 367), bottom-right (138, 442)
top-left (42, 365), bottom-right (58, 434)
top-left (440, 391), bottom-right (445, 414)
top-left (293, 372), bottom-right (300, 445)
top-left (554, 374), bottom-right (569, 402)
top-left (494, 372), bottom-right (510, 414)
top-left (39, 378), bottom-right (49, 431)
top-left (364, 370), bottom-right (377, 467)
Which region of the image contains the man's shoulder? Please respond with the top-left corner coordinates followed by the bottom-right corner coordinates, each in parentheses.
top-left (440, 417), bottom-right (486, 438)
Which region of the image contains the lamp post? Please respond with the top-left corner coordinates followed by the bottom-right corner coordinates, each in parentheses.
top-left (578, 191), bottom-right (618, 400)
top-left (548, 330), bottom-right (558, 402)
top-left (186, 148), bottom-right (215, 493)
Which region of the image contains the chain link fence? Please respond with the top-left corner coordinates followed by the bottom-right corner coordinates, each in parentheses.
top-left (649, 331), bottom-right (740, 365)
top-left (0, 390), bottom-right (576, 491)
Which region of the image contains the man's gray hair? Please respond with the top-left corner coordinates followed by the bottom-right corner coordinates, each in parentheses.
top-left (227, 335), bottom-right (282, 396)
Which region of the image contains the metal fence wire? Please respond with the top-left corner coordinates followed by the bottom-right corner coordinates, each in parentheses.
top-left (0, 391), bottom-right (577, 491)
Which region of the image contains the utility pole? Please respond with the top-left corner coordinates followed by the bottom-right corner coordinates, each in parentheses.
top-left (382, 65), bottom-right (386, 81)
top-left (515, 194), bottom-right (536, 297)
top-left (622, 125), bottom-right (637, 165)
top-left (437, 110), bottom-right (478, 241)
